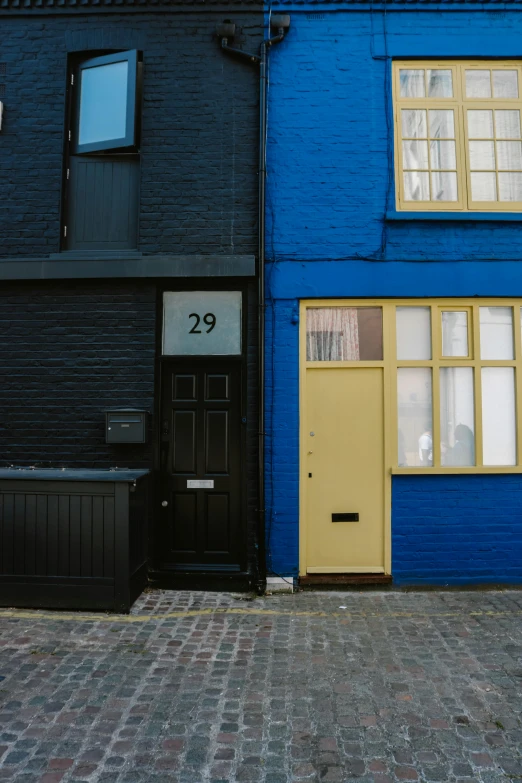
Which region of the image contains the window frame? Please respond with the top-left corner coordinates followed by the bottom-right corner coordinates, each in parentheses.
top-left (302, 299), bottom-right (522, 474)
top-left (73, 50), bottom-right (139, 155)
top-left (393, 60), bottom-right (522, 212)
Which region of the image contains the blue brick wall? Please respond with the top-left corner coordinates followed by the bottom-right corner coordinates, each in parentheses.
top-left (392, 475), bottom-right (522, 586)
top-left (266, 8), bottom-right (522, 264)
top-left (265, 6), bottom-right (522, 580)
top-left (265, 296), bottom-right (300, 576)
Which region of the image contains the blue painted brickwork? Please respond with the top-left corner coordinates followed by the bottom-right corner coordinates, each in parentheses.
top-left (0, 12), bottom-right (261, 259)
top-left (265, 6), bottom-right (522, 579)
top-left (265, 296), bottom-right (300, 576)
top-left (392, 475), bottom-right (522, 585)
top-left (266, 9), bottom-right (522, 264)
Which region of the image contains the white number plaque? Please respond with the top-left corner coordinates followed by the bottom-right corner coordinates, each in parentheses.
top-left (163, 291), bottom-right (241, 355)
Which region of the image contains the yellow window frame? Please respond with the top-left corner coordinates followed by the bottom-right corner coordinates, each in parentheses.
top-left (301, 298), bottom-right (522, 475)
top-left (437, 305), bottom-right (473, 359)
top-left (393, 60), bottom-right (522, 212)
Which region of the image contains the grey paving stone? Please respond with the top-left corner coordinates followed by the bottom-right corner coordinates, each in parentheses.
top-left (1, 590), bottom-right (522, 782)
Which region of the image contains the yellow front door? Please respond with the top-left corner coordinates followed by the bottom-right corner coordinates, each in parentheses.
top-left (305, 367), bottom-right (385, 573)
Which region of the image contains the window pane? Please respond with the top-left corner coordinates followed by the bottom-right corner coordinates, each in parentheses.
top-left (442, 311), bottom-right (468, 356)
top-left (470, 172), bottom-right (497, 201)
top-left (306, 308), bottom-right (383, 361)
top-left (468, 110), bottom-right (494, 139)
top-left (396, 307), bottom-right (431, 360)
top-left (497, 141), bottom-right (522, 170)
top-left (427, 69), bottom-right (453, 98)
top-left (430, 140), bottom-right (456, 170)
top-left (499, 172), bottom-right (522, 201)
top-left (397, 368), bottom-right (433, 467)
top-left (493, 70), bottom-right (518, 99)
top-left (402, 140), bottom-right (428, 170)
top-left (404, 171), bottom-right (430, 201)
top-left (482, 367), bottom-right (516, 466)
top-left (401, 109), bottom-right (427, 139)
top-left (429, 110), bottom-right (455, 139)
top-left (400, 70), bottom-right (425, 98)
top-left (78, 61), bottom-right (129, 146)
top-left (495, 110), bottom-right (521, 139)
top-left (466, 69), bottom-right (491, 98)
top-left (431, 172), bottom-right (458, 201)
top-left (479, 306), bottom-right (514, 359)
top-left (440, 368), bottom-right (475, 466)
top-left (469, 141), bottom-right (496, 170)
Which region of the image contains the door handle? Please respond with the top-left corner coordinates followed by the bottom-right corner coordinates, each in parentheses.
top-left (161, 500), bottom-right (168, 507)
top-left (161, 419), bottom-right (170, 442)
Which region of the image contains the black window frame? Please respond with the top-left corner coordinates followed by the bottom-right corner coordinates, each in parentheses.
top-left (73, 50), bottom-right (139, 155)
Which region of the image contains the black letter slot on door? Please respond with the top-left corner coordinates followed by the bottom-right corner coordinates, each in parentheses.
top-left (332, 513), bottom-right (359, 522)
top-left (105, 409), bottom-right (147, 444)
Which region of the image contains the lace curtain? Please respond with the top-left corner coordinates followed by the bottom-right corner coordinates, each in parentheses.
top-left (306, 308), bottom-right (360, 361)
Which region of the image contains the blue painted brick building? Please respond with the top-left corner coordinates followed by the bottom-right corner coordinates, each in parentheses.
top-left (265, 0), bottom-right (522, 585)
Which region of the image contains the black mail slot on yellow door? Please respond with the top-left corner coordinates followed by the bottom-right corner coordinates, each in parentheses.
top-left (332, 513), bottom-right (359, 522)
top-left (105, 409), bottom-right (147, 444)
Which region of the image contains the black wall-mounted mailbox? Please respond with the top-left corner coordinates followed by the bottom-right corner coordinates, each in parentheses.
top-left (105, 409), bottom-right (147, 444)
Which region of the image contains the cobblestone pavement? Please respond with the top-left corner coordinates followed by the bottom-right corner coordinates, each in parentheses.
top-left (1, 589), bottom-right (522, 783)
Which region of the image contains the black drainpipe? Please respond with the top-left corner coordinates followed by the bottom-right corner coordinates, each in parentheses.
top-left (217, 14), bottom-right (290, 594)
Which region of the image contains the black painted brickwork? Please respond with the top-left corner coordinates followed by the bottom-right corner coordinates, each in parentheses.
top-left (0, 12), bottom-right (262, 259)
top-left (0, 279), bottom-right (259, 575)
top-left (0, 281), bottom-right (156, 469)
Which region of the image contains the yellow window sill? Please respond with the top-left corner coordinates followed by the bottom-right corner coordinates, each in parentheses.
top-left (391, 466), bottom-right (522, 475)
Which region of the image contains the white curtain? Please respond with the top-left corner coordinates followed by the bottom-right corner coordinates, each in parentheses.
top-left (306, 308), bottom-right (360, 361)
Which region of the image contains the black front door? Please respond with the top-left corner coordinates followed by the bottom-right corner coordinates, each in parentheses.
top-left (158, 361), bottom-right (243, 571)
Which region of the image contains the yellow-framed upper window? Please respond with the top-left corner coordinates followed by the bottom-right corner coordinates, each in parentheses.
top-left (393, 61), bottom-right (522, 211)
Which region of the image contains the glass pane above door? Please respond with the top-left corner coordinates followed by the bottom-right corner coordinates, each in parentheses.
top-left (306, 308), bottom-right (383, 361)
top-left (163, 292), bottom-right (242, 355)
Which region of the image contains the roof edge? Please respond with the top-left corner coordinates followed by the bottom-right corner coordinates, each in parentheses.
top-left (1, 0), bottom-right (520, 12)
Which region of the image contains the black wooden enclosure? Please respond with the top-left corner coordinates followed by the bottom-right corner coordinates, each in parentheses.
top-left (0, 469), bottom-right (149, 612)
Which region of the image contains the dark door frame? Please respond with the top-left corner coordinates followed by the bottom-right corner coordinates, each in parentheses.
top-left (60, 50), bottom-right (142, 253)
top-left (151, 281), bottom-right (251, 582)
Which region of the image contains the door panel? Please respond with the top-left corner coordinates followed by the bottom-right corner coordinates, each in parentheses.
top-left (206, 411), bottom-right (229, 473)
top-left (205, 494), bottom-right (230, 552)
top-left (305, 367), bottom-right (385, 572)
top-left (174, 374), bottom-right (196, 400)
top-left (206, 374), bottom-right (229, 400)
top-left (173, 411), bottom-right (196, 473)
top-left (172, 493), bottom-right (197, 552)
top-left (159, 362), bottom-right (242, 570)
top-left (66, 156), bottom-right (139, 251)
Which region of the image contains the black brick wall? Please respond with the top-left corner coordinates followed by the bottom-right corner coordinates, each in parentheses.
top-left (0, 11), bottom-right (262, 258)
top-left (0, 281), bottom-right (156, 469)
top-left (0, 7), bottom-right (261, 579)
top-left (0, 278), bottom-right (259, 575)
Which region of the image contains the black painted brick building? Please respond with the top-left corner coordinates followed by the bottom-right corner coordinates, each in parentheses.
top-left (0, 0), bottom-right (263, 600)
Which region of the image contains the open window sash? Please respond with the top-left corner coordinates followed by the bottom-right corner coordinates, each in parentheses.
top-left (74, 50), bottom-right (139, 154)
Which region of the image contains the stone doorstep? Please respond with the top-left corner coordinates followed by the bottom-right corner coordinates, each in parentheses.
top-left (265, 577), bottom-right (295, 593)
top-left (299, 574), bottom-right (393, 587)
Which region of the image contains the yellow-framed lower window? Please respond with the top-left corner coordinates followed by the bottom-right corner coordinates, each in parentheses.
top-left (304, 299), bottom-right (522, 472)
top-left (393, 60), bottom-right (522, 211)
